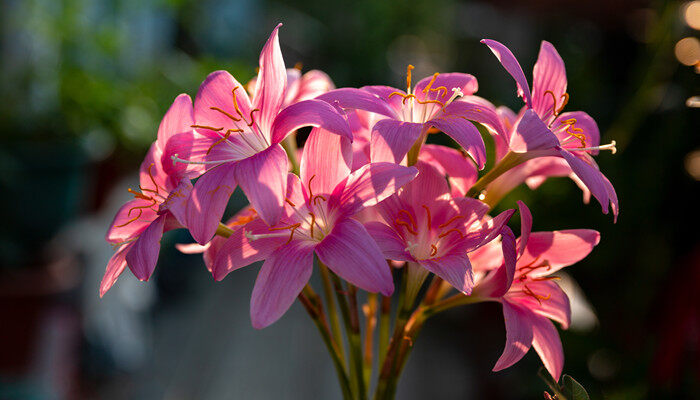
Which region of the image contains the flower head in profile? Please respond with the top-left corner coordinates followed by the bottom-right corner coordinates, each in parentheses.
top-left (473, 201), bottom-right (600, 380)
top-left (318, 66), bottom-right (488, 168)
top-left (481, 39), bottom-right (618, 219)
top-left (167, 24), bottom-right (352, 244)
top-left (211, 128), bottom-right (418, 328)
top-left (365, 161), bottom-right (515, 294)
top-left (102, 94), bottom-right (199, 296)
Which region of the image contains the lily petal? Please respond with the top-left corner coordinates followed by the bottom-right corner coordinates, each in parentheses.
top-left (475, 226), bottom-right (516, 298)
top-left (517, 200), bottom-right (532, 257)
top-left (186, 163), bottom-right (238, 244)
top-left (300, 127), bottom-right (353, 196)
top-left (125, 215), bottom-right (166, 281)
top-left (212, 219), bottom-right (288, 281)
top-left (493, 302), bottom-right (534, 371)
top-left (317, 88), bottom-right (398, 119)
top-left (159, 179), bottom-right (193, 227)
top-left (330, 162), bottom-right (418, 217)
top-left (252, 23), bottom-right (286, 136)
top-left (510, 110), bottom-right (560, 153)
top-left (194, 70), bottom-right (253, 135)
top-left (414, 72), bottom-right (479, 103)
top-left (532, 41), bottom-right (567, 120)
top-left (364, 221), bottom-right (413, 261)
top-left (421, 255), bottom-right (474, 294)
top-left (250, 240), bottom-right (315, 329)
top-left (532, 316), bottom-right (565, 381)
top-left (519, 229), bottom-right (601, 276)
top-left (235, 144), bottom-right (288, 226)
top-left (558, 149), bottom-right (618, 218)
top-left (370, 119), bottom-right (424, 164)
top-left (99, 242), bottom-right (134, 297)
top-left (428, 114), bottom-right (487, 169)
top-left (316, 219), bottom-right (394, 295)
top-left (481, 39), bottom-right (533, 107)
top-left (444, 97), bottom-right (508, 145)
top-left (106, 199), bottom-right (158, 243)
top-left (270, 99), bottom-right (353, 144)
top-left (158, 94), bottom-right (196, 178)
top-left (418, 144), bottom-right (478, 197)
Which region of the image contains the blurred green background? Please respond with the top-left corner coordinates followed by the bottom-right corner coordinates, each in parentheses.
top-left (0, 0), bottom-right (698, 398)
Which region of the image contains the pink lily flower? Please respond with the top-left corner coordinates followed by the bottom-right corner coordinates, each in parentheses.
top-left (481, 39), bottom-right (618, 219)
top-left (318, 66), bottom-right (488, 168)
top-left (210, 128), bottom-right (418, 328)
top-left (247, 67), bottom-right (335, 108)
top-left (473, 201), bottom-right (601, 380)
top-left (364, 161), bottom-right (515, 294)
top-left (166, 24), bottom-right (352, 244)
top-left (102, 94), bottom-right (199, 296)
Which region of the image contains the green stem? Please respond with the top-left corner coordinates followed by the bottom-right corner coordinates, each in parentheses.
top-left (299, 285), bottom-right (354, 400)
top-left (363, 293), bottom-right (378, 385)
top-left (330, 270), bottom-right (367, 400)
top-left (282, 135), bottom-right (300, 174)
top-left (466, 151), bottom-right (527, 198)
top-left (377, 294), bottom-right (391, 367)
top-left (347, 284), bottom-right (367, 399)
top-left (406, 129), bottom-right (428, 167)
top-left (320, 264), bottom-right (346, 365)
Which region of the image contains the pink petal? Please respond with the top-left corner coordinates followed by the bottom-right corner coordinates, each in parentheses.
top-left (427, 114), bottom-right (487, 169)
top-left (159, 178), bottom-right (193, 227)
top-left (125, 215), bottom-right (166, 281)
top-left (157, 94), bottom-right (196, 178)
top-left (234, 144), bottom-right (288, 226)
top-left (270, 99), bottom-right (353, 144)
top-left (186, 163), bottom-right (238, 244)
top-left (493, 302), bottom-right (534, 371)
top-left (175, 242), bottom-right (209, 254)
top-left (300, 127), bottom-right (353, 196)
top-left (213, 219), bottom-right (288, 281)
top-left (510, 110), bottom-right (560, 153)
top-left (106, 199), bottom-right (158, 243)
top-left (194, 70), bottom-right (253, 135)
top-left (250, 240), bottom-right (315, 329)
top-left (532, 41), bottom-right (568, 120)
top-left (418, 144), bottom-right (478, 196)
top-left (443, 97), bottom-right (508, 146)
top-left (421, 255), bottom-right (474, 294)
top-left (316, 219), bottom-right (394, 295)
top-left (316, 88), bottom-right (398, 119)
top-left (519, 229), bottom-right (601, 276)
top-left (474, 226), bottom-right (516, 298)
top-left (469, 240), bottom-right (504, 273)
top-left (519, 281), bottom-right (572, 329)
top-left (400, 161), bottom-right (451, 206)
top-left (370, 119), bottom-right (424, 164)
top-left (295, 69), bottom-right (335, 102)
top-left (282, 68), bottom-right (301, 105)
top-left (252, 24), bottom-right (287, 136)
top-left (414, 72), bottom-right (479, 103)
top-left (481, 39), bottom-right (533, 107)
top-left (99, 242), bottom-right (134, 297)
top-left (330, 162), bottom-right (418, 217)
top-left (531, 316), bottom-right (565, 381)
top-left (465, 208), bottom-right (516, 251)
top-left (517, 200), bottom-right (532, 257)
top-left (552, 111), bottom-right (600, 153)
top-left (558, 149), bottom-right (618, 218)
top-left (364, 221), bottom-right (412, 261)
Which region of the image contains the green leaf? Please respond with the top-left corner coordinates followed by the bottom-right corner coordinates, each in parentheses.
top-left (561, 375), bottom-right (590, 400)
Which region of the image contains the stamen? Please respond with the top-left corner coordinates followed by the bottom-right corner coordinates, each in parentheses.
top-left (406, 64), bottom-right (414, 93)
top-left (285, 198), bottom-right (296, 207)
top-left (558, 93), bottom-right (570, 114)
top-left (206, 128), bottom-right (244, 155)
top-left (247, 108), bottom-right (260, 127)
top-left (191, 124), bottom-right (224, 131)
top-left (171, 153), bottom-right (236, 165)
top-left (544, 90), bottom-right (559, 118)
top-left (309, 212), bottom-right (316, 238)
top-left (127, 188), bottom-right (152, 201)
top-left (421, 205), bottom-right (432, 229)
top-left (521, 284), bottom-right (551, 305)
top-left (147, 164), bottom-right (160, 194)
top-left (579, 140), bottom-right (617, 154)
top-left (388, 92), bottom-right (417, 104)
top-left (559, 118), bottom-right (587, 147)
top-left (396, 219), bottom-right (418, 235)
top-left (294, 62), bottom-right (303, 71)
top-left (445, 87), bottom-right (464, 105)
top-left (313, 195), bottom-right (327, 205)
top-left (398, 209), bottom-right (417, 231)
top-left (430, 244), bottom-right (438, 257)
top-left (308, 175), bottom-right (316, 199)
top-left (421, 73), bottom-right (439, 96)
top-left (438, 215), bottom-right (464, 228)
top-left (114, 208), bottom-right (142, 228)
top-left (210, 106), bottom-right (241, 122)
top-left (438, 229), bottom-right (464, 239)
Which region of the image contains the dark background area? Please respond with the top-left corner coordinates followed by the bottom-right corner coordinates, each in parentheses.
top-left (0, 0), bottom-right (698, 398)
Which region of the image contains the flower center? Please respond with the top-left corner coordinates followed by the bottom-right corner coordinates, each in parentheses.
top-left (115, 164), bottom-right (164, 228)
top-left (396, 205), bottom-right (466, 260)
top-left (387, 65), bottom-right (464, 123)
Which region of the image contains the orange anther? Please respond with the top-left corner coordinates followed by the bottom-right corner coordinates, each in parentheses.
top-left (209, 106), bottom-right (241, 122)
